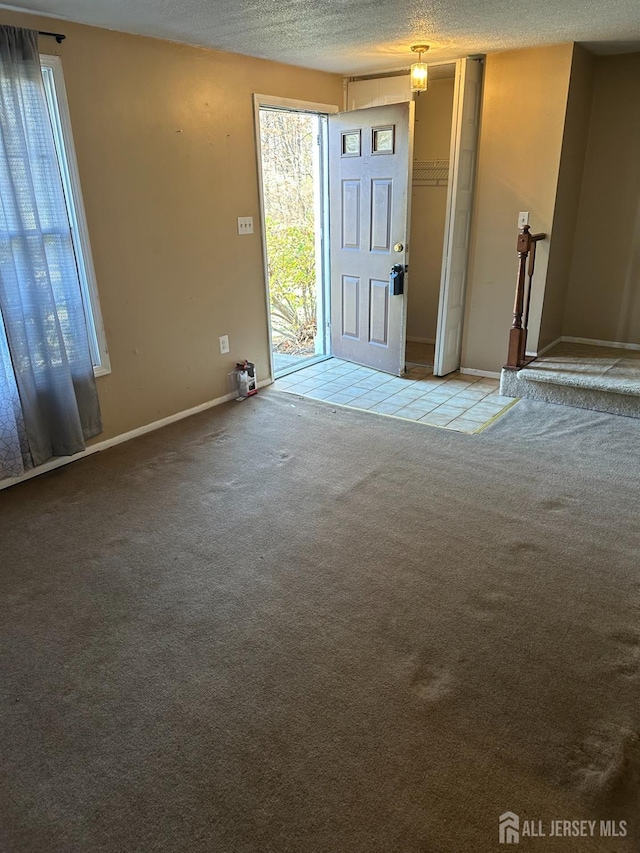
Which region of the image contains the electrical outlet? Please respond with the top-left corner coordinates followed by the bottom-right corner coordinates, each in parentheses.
top-left (518, 211), bottom-right (530, 228)
top-left (237, 216), bottom-right (254, 235)
top-left (219, 335), bottom-right (229, 354)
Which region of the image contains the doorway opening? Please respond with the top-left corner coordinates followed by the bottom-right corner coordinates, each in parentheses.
top-left (256, 103), bottom-right (330, 378)
top-left (405, 65), bottom-right (455, 369)
top-left (257, 61), bottom-right (481, 387)
top-left (332, 58), bottom-right (481, 380)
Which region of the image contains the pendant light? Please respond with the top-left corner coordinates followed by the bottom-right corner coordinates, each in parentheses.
top-left (410, 44), bottom-right (430, 94)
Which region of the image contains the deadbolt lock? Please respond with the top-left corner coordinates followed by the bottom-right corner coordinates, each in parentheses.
top-left (393, 242), bottom-right (404, 252)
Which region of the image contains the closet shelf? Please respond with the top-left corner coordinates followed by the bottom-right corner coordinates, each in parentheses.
top-left (413, 159), bottom-right (449, 186)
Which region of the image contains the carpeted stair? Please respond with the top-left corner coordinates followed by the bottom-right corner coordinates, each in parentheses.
top-left (500, 342), bottom-right (640, 418)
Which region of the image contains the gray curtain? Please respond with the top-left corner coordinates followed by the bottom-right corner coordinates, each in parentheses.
top-left (0, 309), bottom-right (29, 478)
top-left (0, 25), bottom-right (102, 478)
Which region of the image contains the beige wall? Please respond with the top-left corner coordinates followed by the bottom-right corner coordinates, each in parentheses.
top-left (461, 44), bottom-right (574, 373)
top-left (1, 10), bottom-right (342, 441)
top-left (3, 13), bottom-right (613, 420)
top-left (538, 45), bottom-right (595, 350)
top-left (562, 53), bottom-right (640, 344)
top-left (407, 78), bottom-right (455, 343)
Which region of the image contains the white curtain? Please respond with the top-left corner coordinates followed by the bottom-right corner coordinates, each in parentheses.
top-left (0, 25), bottom-right (102, 479)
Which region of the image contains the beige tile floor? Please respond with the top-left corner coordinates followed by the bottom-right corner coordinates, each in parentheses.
top-left (273, 358), bottom-right (517, 433)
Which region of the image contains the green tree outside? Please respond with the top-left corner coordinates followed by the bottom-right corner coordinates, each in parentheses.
top-left (260, 109), bottom-right (318, 356)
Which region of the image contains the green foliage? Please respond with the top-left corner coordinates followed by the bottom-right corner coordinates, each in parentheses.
top-left (266, 217), bottom-right (317, 351)
top-left (260, 109), bottom-right (319, 354)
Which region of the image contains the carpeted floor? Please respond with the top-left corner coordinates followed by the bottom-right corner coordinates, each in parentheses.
top-left (2, 391), bottom-right (640, 852)
top-left (521, 343), bottom-right (640, 396)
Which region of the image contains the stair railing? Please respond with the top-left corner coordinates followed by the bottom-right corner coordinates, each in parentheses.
top-left (504, 224), bottom-right (547, 370)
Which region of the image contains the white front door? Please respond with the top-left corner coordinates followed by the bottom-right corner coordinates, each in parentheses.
top-left (328, 103), bottom-right (414, 376)
top-left (434, 58), bottom-right (483, 376)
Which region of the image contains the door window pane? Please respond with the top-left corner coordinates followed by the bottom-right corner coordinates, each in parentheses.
top-left (372, 126), bottom-right (394, 154)
top-left (341, 130), bottom-right (361, 157)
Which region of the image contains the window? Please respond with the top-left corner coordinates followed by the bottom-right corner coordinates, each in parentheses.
top-left (39, 55), bottom-right (109, 376)
top-left (341, 130), bottom-right (361, 157)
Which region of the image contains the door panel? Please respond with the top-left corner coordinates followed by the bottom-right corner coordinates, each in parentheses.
top-left (434, 58), bottom-right (483, 376)
top-left (329, 103), bottom-right (414, 375)
top-left (342, 180), bottom-right (360, 248)
top-left (370, 179), bottom-right (393, 251)
top-left (342, 276), bottom-right (360, 337)
top-left (369, 279), bottom-right (389, 345)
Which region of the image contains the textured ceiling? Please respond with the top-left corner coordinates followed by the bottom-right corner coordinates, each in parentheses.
top-left (1, 0), bottom-right (640, 74)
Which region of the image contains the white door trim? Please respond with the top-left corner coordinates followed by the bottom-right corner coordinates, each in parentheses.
top-left (254, 94), bottom-right (340, 115)
top-left (433, 57), bottom-right (483, 376)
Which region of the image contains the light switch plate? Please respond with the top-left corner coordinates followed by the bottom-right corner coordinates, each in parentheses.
top-left (518, 211), bottom-right (530, 227)
top-left (237, 217), bottom-right (254, 235)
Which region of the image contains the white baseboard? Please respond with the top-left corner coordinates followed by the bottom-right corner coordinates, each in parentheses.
top-left (529, 336), bottom-right (562, 357)
top-left (0, 378), bottom-right (273, 492)
top-left (455, 337), bottom-right (640, 384)
top-left (407, 336), bottom-right (435, 344)
top-left (460, 367), bottom-right (501, 379)
top-left (561, 336), bottom-right (640, 352)
top-left (526, 336), bottom-right (640, 361)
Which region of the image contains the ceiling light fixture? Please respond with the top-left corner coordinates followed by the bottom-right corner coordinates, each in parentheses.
top-left (410, 44), bottom-right (430, 94)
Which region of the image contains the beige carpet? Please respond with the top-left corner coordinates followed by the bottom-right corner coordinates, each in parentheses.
top-left (501, 343), bottom-right (640, 419)
top-left (521, 343), bottom-right (640, 396)
top-left (2, 392), bottom-right (640, 852)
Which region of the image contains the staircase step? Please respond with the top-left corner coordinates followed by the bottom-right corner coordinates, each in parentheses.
top-left (500, 364), bottom-right (640, 419)
top-left (521, 355), bottom-right (640, 397)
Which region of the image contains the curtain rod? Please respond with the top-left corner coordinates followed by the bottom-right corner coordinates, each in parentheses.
top-left (0, 26), bottom-right (66, 42)
top-left (39, 30), bottom-right (66, 43)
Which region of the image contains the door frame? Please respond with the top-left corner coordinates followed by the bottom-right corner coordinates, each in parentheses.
top-left (433, 57), bottom-right (484, 375)
top-left (253, 94), bottom-right (339, 382)
top-left (344, 57), bottom-right (483, 377)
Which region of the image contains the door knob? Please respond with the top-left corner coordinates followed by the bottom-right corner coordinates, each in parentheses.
top-left (393, 242), bottom-right (404, 252)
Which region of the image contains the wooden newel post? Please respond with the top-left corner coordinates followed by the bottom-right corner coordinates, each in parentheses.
top-left (506, 225), bottom-right (532, 368)
top-left (504, 223), bottom-right (547, 370)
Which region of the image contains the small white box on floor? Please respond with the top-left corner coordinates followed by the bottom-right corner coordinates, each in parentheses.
top-left (235, 361), bottom-right (257, 400)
